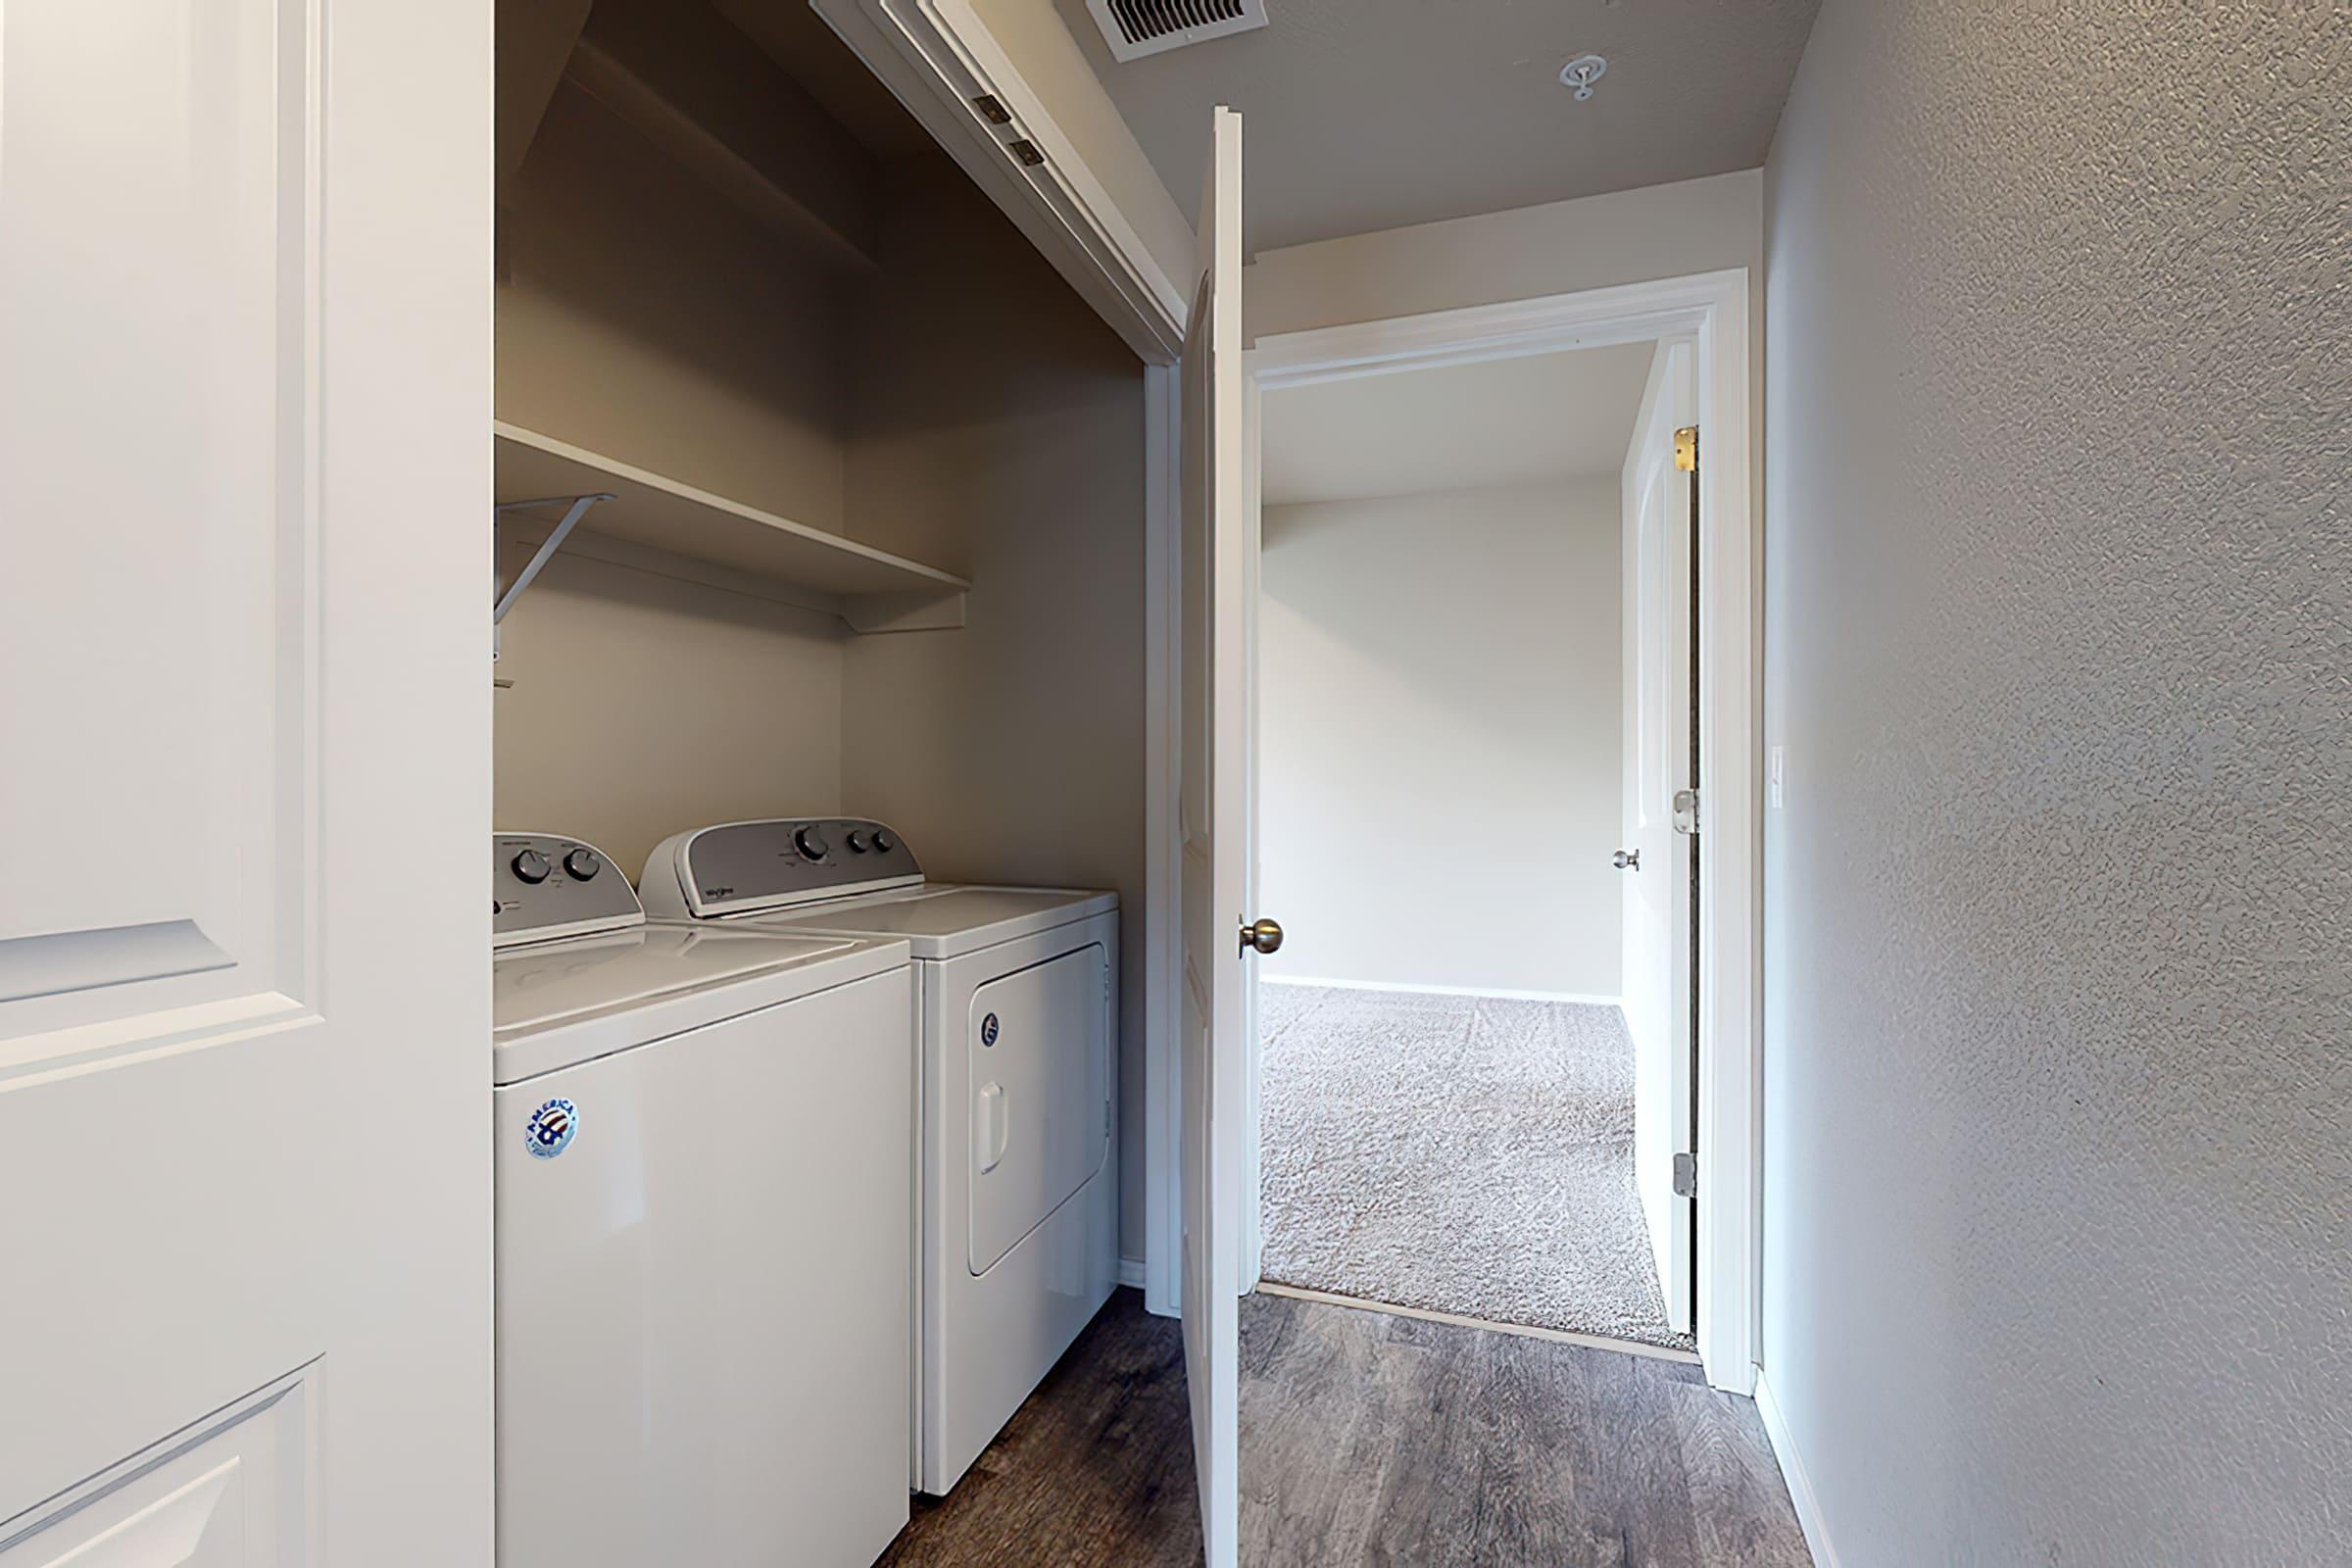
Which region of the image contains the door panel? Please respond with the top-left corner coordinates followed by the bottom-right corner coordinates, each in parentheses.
top-left (0, 0), bottom-right (326, 1508)
top-left (0, 1377), bottom-right (311, 1568)
top-left (1622, 342), bottom-right (1698, 1335)
top-left (0, 0), bottom-right (492, 1559)
top-left (0, 0), bottom-right (310, 1047)
top-left (1178, 106), bottom-right (1246, 1568)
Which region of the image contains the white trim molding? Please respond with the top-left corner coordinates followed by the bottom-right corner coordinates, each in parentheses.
top-left (1754, 1370), bottom-right (1839, 1568)
top-left (1140, 267), bottom-right (1762, 1390)
top-left (812, 0), bottom-right (1187, 364)
top-left (1263, 975), bottom-right (1626, 1009)
top-left (1248, 273), bottom-right (1746, 390)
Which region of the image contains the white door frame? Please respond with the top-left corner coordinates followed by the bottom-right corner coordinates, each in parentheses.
top-left (1142, 268), bottom-right (1762, 1392)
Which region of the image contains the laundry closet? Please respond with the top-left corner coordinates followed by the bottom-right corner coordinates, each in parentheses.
top-left (494, 1), bottom-right (1145, 1147)
top-left (489, 0), bottom-right (1151, 1556)
top-left (495, 0), bottom-right (1145, 887)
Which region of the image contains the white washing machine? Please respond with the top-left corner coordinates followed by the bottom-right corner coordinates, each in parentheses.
top-left (640, 818), bottom-right (1118, 1496)
top-left (492, 831), bottom-right (916, 1568)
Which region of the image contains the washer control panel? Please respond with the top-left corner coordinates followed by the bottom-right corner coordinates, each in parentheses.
top-left (670, 818), bottom-right (922, 918)
top-left (494, 832), bottom-right (644, 948)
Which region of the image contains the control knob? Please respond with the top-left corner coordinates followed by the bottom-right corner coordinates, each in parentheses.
top-left (871, 828), bottom-right (896, 854)
top-left (512, 849), bottom-right (552, 885)
top-left (564, 848), bottom-right (601, 881)
top-left (793, 826), bottom-right (829, 861)
top-left (845, 831), bottom-right (868, 854)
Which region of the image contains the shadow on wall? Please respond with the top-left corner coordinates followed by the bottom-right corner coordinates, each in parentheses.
top-left (500, 80), bottom-right (855, 530)
top-left (839, 156), bottom-right (1152, 1258)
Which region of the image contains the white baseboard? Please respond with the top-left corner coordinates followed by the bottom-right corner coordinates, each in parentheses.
top-left (1264, 974), bottom-right (1624, 1008)
top-left (1753, 1368), bottom-right (1838, 1568)
top-left (1116, 1256), bottom-right (1147, 1291)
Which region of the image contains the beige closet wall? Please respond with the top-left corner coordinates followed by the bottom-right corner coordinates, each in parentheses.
top-left (498, 79), bottom-right (854, 530)
top-left (492, 548), bottom-right (845, 876)
top-left (842, 162), bottom-right (1150, 1257)
top-left (494, 68), bottom-right (859, 872)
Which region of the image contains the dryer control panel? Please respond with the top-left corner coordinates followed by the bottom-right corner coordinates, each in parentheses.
top-left (645, 818), bottom-right (924, 920)
top-left (494, 832), bottom-right (645, 948)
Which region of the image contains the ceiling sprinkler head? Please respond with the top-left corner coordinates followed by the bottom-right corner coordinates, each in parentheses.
top-left (1560, 53), bottom-right (1607, 101)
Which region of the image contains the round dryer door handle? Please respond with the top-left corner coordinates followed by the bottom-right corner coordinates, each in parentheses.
top-left (1240, 916), bottom-right (1284, 956)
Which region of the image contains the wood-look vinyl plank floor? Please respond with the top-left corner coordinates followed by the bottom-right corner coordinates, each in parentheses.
top-left (874, 1289), bottom-right (1201, 1568)
top-left (877, 1289), bottom-right (1811, 1568)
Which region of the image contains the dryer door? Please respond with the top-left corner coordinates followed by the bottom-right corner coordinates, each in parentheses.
top-left (968, 943), bottom-right (1112, 1274)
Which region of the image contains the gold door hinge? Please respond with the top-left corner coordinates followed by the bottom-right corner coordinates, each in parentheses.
top-left (1674, 426), bottom-right (1698, 472)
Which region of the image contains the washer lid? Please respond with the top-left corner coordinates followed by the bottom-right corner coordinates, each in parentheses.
top-left (737, 885), bottom-right (1116, 960)
top-left (493, 922), bottom-right (908, 1084)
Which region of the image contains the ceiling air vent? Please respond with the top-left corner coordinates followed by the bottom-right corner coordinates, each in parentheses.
top-left (1085, 0), bottom-right (1269, 62)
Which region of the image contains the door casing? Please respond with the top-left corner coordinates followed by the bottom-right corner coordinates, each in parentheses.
top-left (1144, 269), bottom-right (1763, 1393)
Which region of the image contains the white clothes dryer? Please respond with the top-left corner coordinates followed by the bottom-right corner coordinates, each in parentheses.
top-left (640, 818), bottom-right (1118, 1496)
top-left (492, 831), bottom-right (915, 1568)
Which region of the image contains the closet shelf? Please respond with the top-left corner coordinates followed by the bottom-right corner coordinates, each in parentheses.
top-left (493, 423), bottom-right (967, 632)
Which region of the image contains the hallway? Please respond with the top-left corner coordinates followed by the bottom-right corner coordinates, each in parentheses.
top-left (878, 1290), bottom-right (1807, 1567)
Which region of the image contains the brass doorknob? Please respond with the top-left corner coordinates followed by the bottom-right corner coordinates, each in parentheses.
top-left (1240, 916), bottom-right (1284, 956)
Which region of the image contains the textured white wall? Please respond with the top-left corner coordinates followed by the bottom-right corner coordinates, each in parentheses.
top-left (1259, 479), bottom-right (1623, 997)
top-left (1246, 169), bottom-right (1762, 341)
top-left (1762, 3), bottom-right (2351, 1562)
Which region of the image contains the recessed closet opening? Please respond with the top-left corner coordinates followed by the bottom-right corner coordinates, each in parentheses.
top-left (493, 0), bottom-right (1146, 1086)
top-left (491, 0), bottom-right (1153, 1545)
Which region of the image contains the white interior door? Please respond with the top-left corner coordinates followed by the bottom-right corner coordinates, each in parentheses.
top-left (0, 1), bottom-right (493, 1561)
top-left (1622, 341), bottom-right (1699, 1337)
top-left (1179, 105), bottom-right (1247, 1568)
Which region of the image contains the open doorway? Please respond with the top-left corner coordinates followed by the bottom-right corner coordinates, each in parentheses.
top-left (1136, 268), bottom-right (1763, 1395)
top-left (1243, 338), bottom-right (1692, 1352)
top-left (1144, 267), bottom-right (1756, 1394)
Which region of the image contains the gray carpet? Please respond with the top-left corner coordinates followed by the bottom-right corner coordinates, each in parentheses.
top-left (1258, 983), bottom-right (1692, 1351)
